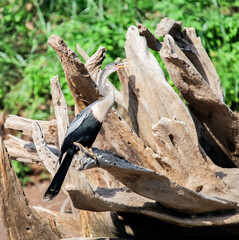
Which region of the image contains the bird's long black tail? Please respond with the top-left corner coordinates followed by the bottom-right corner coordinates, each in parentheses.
top-left (43, 147), bottom-right (75, 201)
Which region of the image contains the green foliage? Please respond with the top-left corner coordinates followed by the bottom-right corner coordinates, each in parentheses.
top-left (1, 0), bottom-right (239, 182)
top-left (1, 0), bottom-right (239, 117)
top-left (12, 160), bottom-right (32, 185)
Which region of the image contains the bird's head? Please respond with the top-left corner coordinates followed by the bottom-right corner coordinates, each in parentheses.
top-left (103, 62), bottom-right (130, 75)
top-left (97, 61), bottom-right (131, 91)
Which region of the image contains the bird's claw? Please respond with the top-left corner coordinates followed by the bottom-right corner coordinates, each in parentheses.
top-left (73, 142), bottom-right (100, 166)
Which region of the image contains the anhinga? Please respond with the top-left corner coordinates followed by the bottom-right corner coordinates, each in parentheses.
top-left (43, 62), bottom-right (127, 201)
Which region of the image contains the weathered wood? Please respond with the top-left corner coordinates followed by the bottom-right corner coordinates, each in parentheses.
top-left (156, 18), bottom-right (224, 101)
top-left (4, 115), bottom-right (57, 143)
top-left (117, 63), bottom-right (140, 134)
top-left (0, 136), bottom-right (60, 240)
top-left (48, 34), bottom-right (99, 114)
top-left (136, 21), bottom-right (236, 168)
top-left (50, 75), bottom-right (69, 147)
top-left (85, 46), bottom-right (106, 81)
top-left (137, 22), bottom-right (162, 51)
top-left (4, 135), bottom-right (59, 164)
top-left (153, 18), bottom-right (238, 167)
top-left (76, 211), bottom-right (126, 238)
top-left (75, 147), bottom-right (237, 214)
top-left (155, 17), bottom-right (183, 39)
top-left (82, 46), bottom-right (127, 109)
top-left (48, 34), bottom-right (164, 173)
top-left (152, 117), bottom-right (239, 203)
top-left (32, 122), bottom-right (58, 175)
top-left (160, 33), bottom-right (239, 166)
top-left (124, 26), bottom-right (197, 151)
top-left (34, 206), bottom-right (84, 239)
top-left (31, 124), bottom-right (239, 227)
top-left (4, 134), bottom-right (44, 164)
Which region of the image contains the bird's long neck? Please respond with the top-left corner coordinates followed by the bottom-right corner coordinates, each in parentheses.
top-left (92, 70), bottom-right (115, 122)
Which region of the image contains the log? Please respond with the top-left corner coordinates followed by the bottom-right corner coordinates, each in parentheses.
top-left (75, 146), bottom-right (237, 214)
top-left (4, 115), bottom-right (57, 143)
top-left (0, 135), bottom-right (60, 240)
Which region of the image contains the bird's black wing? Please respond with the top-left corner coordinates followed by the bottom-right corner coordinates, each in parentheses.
top-left (65, 100), bottom-right (100, 138)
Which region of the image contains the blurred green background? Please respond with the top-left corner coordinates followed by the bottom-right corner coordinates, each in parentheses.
top-left (1, 0), bottom-right (239, 120)
top-left (1, 0), bottom-right (239, 183)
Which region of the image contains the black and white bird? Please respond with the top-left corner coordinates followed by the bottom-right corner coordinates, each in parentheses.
top-left (43, 62), bottom-right (127, 201)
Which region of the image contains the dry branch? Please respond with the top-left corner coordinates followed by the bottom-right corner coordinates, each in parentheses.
top-left (75, 147), bottom-right (237, 214)
top-left (4, 115), bottom-right (57, 143)
top-left (4, 134), bottom-right (44, 164)
top-left (50, 75), bottom-right (69, 147)
top-left (85, 46), bottom-right (106, 81)
top-left (32, 122), bottom-right (58, 175)
top-left (0, 136), bottom-right (60, 240)
top-left (48, 34), bottom-right (99, 114)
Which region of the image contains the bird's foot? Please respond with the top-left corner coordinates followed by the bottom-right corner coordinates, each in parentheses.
top-left (73, 142), bottom-right (100, 166)
top-left (88, 147), bottom-right (100, 166)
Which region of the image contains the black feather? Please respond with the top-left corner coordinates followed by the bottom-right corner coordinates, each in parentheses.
top-left (43, 106), bottom-right (102, 201)
top-left (43, 62), bottom-right (117, 201)
top-left (43, 147), bottom-right (75, 201)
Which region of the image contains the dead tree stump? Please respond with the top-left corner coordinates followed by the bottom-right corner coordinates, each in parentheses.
top-left (2, 18), bottom-right (239, 239)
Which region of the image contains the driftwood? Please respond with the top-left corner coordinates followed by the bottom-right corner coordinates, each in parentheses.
top-left (0, 136), bottom-right (60, 240)
top-left (2, 17), bottom-right (239, 239)
top-left (4, 115), bottom-right (57, 144)
top-left (138, 18), bottom-right (239, 168)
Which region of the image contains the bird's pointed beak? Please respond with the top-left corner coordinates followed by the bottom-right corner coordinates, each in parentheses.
top-left (117, 62), bottom-right (131, 69)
